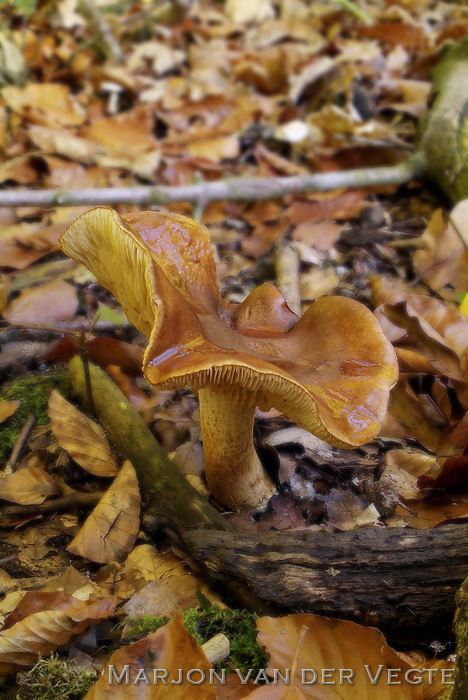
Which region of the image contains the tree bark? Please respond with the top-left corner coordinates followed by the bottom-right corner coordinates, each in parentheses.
top-left (183, 525), bottom-right (468, 644)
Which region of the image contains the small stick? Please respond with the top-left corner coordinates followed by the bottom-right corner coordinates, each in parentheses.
top-left (0, 555), bottom-right (16, 567)
top-left (201, 633), bottom-right (230, 664)
top-left (6, 415), bottom-right (36, 471)
top-left (77, 0), bottom-right (123, 64)
top-left (0, 160), bottom-right (419, 208)
top-left (0, 491), bottom-right (104, 522)
top-left (275, 238), bottom-right (302, 315)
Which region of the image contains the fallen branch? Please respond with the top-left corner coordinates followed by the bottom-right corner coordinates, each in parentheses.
top-left (77, 0), bottom-right (123, 64)
top-left (183, 525), bottom-right (468, 644)
top-left (0, 160), bottom-right (419, 208)
top-left (0, 491), bottom-right (103, 524)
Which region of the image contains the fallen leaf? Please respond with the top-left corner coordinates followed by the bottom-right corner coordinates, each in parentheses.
top-left (300, 266), bottom-right (340, 300)
top-left (253, 614), bottom-right (423, 699)
top-left (413, 205), bottom-right (468, 301)
top-left (0, 466), bottom-right (61, 505)
top-left (67, 460), bottom-right (140, 564)
top-left (226, 0), bottom-right (274, 24)
top-left (123, 548), bottom-right (223, 619)
top-left (48, 390), bottom-right (119, 477)
top-left (2, 279), bottom-right (79, 324)
top-left (0, 400), bottom-right (20, 424)
top-left (43, 336), bottom-right (143, 375)
top-left (85, 615), bottom-right (216, 699)
top-left (0, 591), bottom-right (116, 674)
top-left (2, 83), bottom-right (85, 127)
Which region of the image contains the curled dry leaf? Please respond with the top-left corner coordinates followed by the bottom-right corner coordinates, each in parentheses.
top-left (67, 460), bottom-right (140, 564)
top-left (43, 336), bottom-right (143, 376)
top-left (85, 614), bottom-right (216, 699)
top-left (0, 590), bottom-right (117, 675)
top-left (0, 399), bottom-right (20, 424)
top-left (2, 83), bottom-right (85, 128)
top-left (413, 204), bottom-right (468, 301)
top-left (2, 278), bottom-right (79, 325)
top-left (123, 548), bottom-right (223, 619)
top-left (252, 614), bottom-right (422, 700)
top-left (40, 566), bottom-right (109, 601)
top-left (226, 0), bottom-right (274, 24)
top-left (48, 390), bottom-right (119, 477)
top-left (0, 466), bottom-right (61, 505)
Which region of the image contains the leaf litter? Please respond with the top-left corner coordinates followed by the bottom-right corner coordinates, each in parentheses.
top-left (0, 0), bottom-right (468, 696)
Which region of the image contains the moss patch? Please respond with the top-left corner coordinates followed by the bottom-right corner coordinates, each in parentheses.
top-left (0, 372), bottom-right (66, 465)
top-left (16, 656), bottom-right (97, 700)
top-left (123, 606), bottom-right (268, 675)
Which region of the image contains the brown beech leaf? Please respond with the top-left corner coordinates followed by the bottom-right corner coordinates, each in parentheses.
top-left (85, 614), bottom-right (216, 699)
top-left (413, 205), bottom-right (468, 301)
top-left (67, 460), bottom-right (140, 564)
top-left (48, 390), bottom-right (118, 477)
top-left (2, 83), bottom-right (85, 127)
top-left (389, 380), bottom-right (442, 452)
top-left (418, 660), bottom-right (455, 700)
top-left (418, 413), bottom-right (468, 489)
top-left (2, 278), bottom-right (79, 324)
top-left (0, 466), bottom-right (61, 505)
top-left (0, 591), bottom-right (117, 674)
top-left (0, 400), bottom-right (20, 424)
top-left (252, 614), bottom-right (423, 699)
top-left (215, 675), bottom-right (256, 699)
top-left (123, 548), bottom-right (223, 619)
top-left (43, 336), bottom-right (143, 376)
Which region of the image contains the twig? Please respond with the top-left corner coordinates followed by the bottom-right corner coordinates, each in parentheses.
top-left (333, 0), bottom-right (372, 24)
top-left (77, 0), bottom-right (123, 64)
top-left (0, 160), bottom-right (421, 209)
top-left (79, 330), bottom-right (96, 416)
top-left (0, 491), bottom-right (104, 522)
top-left (6, 415), bottom-right (36, 471)
top-left (0, 319), bottom-right (129, 338)
top-left (0, 554), bottom-right (16, 567)
top-left (201, 634), bottom-right (230, 664)
top-left (275, 238), bottom-right (302, 315)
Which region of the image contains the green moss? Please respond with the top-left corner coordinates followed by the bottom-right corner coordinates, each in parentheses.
top-left (182, 606), bottom-right (268, 674)
top-left (0, 372), bottom-right (66, 465)
top-left (122, 607), bottom-right (268, 675)
top-left (123, 614), bottom-right (170, 638)
top-left (16, 656), bottom-right (97, 700)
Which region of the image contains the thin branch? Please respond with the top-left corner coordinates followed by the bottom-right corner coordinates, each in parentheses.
top-left (6, 415), bottom-right (36, 471)
top-left (77, 0), bottom-right (123, 64)
top-left (0, 160), bottom-right (421, 209)
top-left (0, 491), bottom-right (104, 522)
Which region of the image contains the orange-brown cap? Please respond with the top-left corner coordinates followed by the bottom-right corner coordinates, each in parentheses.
top-left (60, 207), bottom-right (398, 449)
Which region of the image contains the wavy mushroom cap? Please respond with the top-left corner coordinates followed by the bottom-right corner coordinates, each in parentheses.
top-left (60, 207), bottom-right (398, 448)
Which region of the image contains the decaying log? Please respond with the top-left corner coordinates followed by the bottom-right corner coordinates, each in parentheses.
top-left (183, 525), bottom-right (468, 644)
top-left (67, 357), bottom-right (468, 641)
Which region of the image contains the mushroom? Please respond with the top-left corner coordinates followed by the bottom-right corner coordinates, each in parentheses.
top-left (59, 207), bottom-right (398, 510)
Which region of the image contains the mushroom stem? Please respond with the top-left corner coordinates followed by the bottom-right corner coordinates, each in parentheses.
top-left (198, 387), bottom-right (275, 509)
